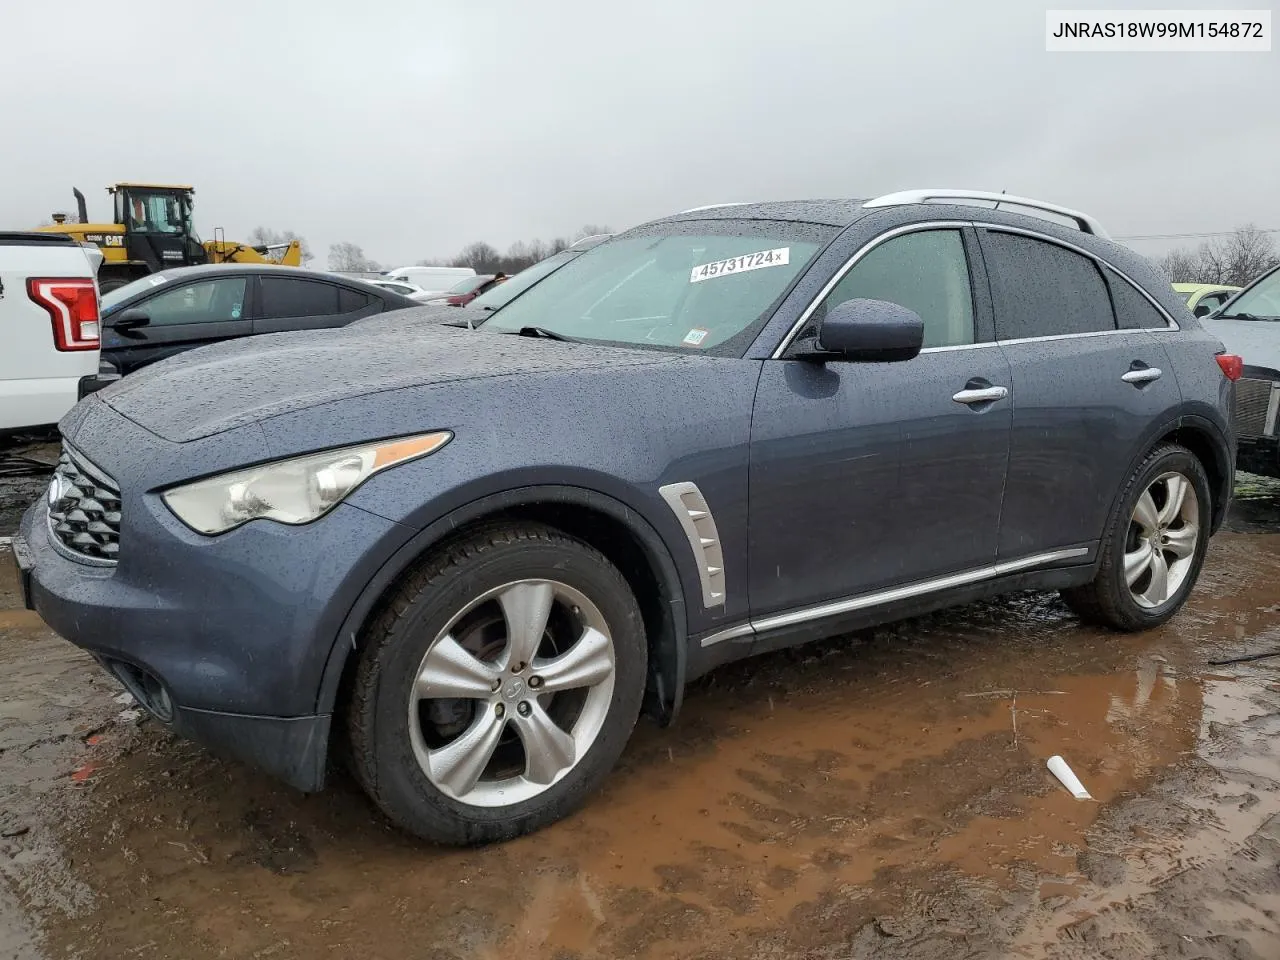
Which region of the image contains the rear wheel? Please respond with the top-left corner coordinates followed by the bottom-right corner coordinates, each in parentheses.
top-left (1062, 444), bottom-right (1211, 630)
top-left (347, 524), bottom-right (647, 844)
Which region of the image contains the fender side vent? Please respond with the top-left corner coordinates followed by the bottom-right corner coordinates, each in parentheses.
top-left (659, 481), bottom-right (727, 608)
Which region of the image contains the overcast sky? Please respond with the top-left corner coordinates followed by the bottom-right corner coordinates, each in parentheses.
top-left (2, 1), bottom-right (1276, 267)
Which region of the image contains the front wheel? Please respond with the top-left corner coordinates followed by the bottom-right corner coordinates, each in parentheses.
top-left (1062, 443), bottom-right (1211, 631)
top-left (347, 524), bottom-right (647, 845)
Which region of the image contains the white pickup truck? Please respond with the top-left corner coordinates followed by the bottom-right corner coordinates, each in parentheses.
top-left (0, 232), bottom-right (103, 433)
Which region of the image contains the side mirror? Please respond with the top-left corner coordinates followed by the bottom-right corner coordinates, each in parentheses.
top-left (1193, 304), bottom-right (1211, 318)
top-left (111, 308), bottom-right (151, 331)
top-left (803, 298), bottom-right (925, 362)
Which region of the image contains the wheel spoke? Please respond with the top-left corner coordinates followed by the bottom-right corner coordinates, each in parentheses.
top-left (1140, 548), bottom-right (1170, 605)
top-left (511, 700), bottom-right (576, 785)
top-left (1125, 541), bottom-right (1155, 587)
top-left (1164, 524), bottom-right (1198, 559)
top-left (427, 704), bottom-right (506, 797)
top-left (415, 634), bottom-right (500, 701)
top-left (1132, 490), bottom-right (1160, 535)
top-left (1157, 475), bottom-right (1188, 526)
top-left (498, 581), bottom-right (555, 668)
top-left (534, 626), bottom-right (614, 693)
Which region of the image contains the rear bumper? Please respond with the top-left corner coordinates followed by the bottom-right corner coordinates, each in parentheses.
top-left (0, 374), bottom-right (91, 431)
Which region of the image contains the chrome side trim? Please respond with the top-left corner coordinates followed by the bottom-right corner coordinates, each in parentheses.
top-left (699, 547), bottom-right (1090, 647)
top-left (1266, 383), bottom-right (1280, 436)
top-left (770, 220), bottom-right (973, 359)
top-left (863, 189), bottom-right (1109, 238)
top-left (981, 225), bottom-right (1180, 331)
top-left (658, 481), bottom-right (727, 608)
top-left (697, 622), bottom-right (756, 648)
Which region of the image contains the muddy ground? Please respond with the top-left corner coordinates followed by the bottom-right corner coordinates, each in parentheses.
top-left (1, 462), bottom-right (1278, 960)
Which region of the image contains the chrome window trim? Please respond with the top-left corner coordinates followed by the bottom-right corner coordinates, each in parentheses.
top-left (981, 225), bottom-right (1180, 332)
top-left (770, 220), bottom-right (974, 359)
top-left (995, 328), bottom-right (1151, 348)
top-left (698, 546), bottom-right (1090, 647)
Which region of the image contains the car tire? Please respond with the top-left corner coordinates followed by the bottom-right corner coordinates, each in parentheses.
top-left (98, 278), bottom-right (130, 294)
top-left (1061, 443), bottom-right (1212, 631)
top-left (347, 523), bottom-right (647, 845)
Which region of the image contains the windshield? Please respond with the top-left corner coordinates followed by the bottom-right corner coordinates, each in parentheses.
top-left (471, 250), bottom-right (577, 310)
top-left (480, 221), bottom-right (832, 355)
top-left (100, 274), bottom-right (169, 313)
top-left (125, 190), bottom-right (193, 236)
top-left (1220, 268), bottom-right (1280, 319)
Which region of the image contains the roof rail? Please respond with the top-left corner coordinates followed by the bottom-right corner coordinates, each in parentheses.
top-left (678, 202), bottom-right (752, 214)
top-left (862, 189), bottom-right (1109, 239)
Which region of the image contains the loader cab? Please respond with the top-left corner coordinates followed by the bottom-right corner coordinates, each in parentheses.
top-left (110, 184), bottom-right (209, 273)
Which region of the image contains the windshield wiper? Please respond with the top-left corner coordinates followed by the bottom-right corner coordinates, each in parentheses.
top-left (511, 326), bottom-right (578, 342)
top-left (1218, 312), bottom-right (1277, 321)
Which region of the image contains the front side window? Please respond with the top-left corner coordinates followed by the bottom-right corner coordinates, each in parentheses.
top-left (260, 277), bottom-right (343, 318)
top-left (816, 229), bottom-right (975, 348)
top-left (986, 232), bottom-right (1115, 339)
top-left (1221, 268), bottom-right (1280, 320)
top-left (482, 221), bottom-right (833, 355)
top-left (131, 277), bottom-right (247, 326)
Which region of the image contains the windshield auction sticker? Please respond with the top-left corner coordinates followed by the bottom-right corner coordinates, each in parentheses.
top-left (690, 247), bottom-right (790, 283)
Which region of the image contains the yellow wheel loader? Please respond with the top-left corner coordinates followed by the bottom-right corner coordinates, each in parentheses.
top-left (36, 184), bottom-right (302, 292)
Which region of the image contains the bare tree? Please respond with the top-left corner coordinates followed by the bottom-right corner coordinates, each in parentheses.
top-left (1158, 224), bottom-right (1279, 287)
top-left (1157, 248), bottom-right (1204, 283)
top-left (451, 241), bottom-right (502, 273)
top-left (250, 226), bottom-right (314, 264)
top-left (328, 241), bottom-right (381, 272)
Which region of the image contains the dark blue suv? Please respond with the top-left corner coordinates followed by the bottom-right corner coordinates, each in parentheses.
top-left (16, 190), bottom-right (1239, 844)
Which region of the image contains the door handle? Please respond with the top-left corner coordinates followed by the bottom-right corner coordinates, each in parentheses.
top-left (1121, 367), bottom-right (1163, 385)
top-left (952, 385), bottom-right (1009, 405)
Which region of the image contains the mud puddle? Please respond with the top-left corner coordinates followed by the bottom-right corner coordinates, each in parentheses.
top-left (1, 525), bottom-right (1278, 958)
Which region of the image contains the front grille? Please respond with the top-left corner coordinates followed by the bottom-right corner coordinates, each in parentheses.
top-left (47, 446), bottom-right (121, 562)
top-left (1234, 378), bottom-right (1278, 439)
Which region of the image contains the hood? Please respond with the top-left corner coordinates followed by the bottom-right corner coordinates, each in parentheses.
top-left (1201, 316), bottom-right (1280, 372)
top-left (98, 322), bottom-right (676, 443)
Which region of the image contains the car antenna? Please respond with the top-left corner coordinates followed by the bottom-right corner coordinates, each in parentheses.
top-left (993, 188), bottom-right (1006, 212)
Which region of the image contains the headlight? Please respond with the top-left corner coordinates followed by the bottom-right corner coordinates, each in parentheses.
top-left (162, 431), bottom-right (452, 535)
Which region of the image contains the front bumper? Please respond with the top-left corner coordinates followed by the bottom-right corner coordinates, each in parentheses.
top-left (21, 484), bottom-right (412, 791)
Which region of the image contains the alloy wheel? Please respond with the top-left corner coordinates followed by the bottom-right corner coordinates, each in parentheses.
top-left (1124, 471), bottom-right (1200, 609)
top-left (407, 579), bottom-right (616, 807)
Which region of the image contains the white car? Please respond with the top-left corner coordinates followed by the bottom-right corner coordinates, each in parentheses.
top-left (381, 265), bottom-right (476, 299)
top-left (1, 232), bottom-right (103, 432)
top-left (364, 277), bottom-right (436, 303)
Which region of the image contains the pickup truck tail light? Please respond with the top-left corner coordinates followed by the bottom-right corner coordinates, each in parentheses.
top-left (27, 278), bottom-right (101, 352)
top-left (1216, 353), bottom-right (1243, 381)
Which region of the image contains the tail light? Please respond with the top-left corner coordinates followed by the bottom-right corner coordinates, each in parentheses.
top-left (27, 278), bottom-right (100, 352)
top-left (1216, 353), bottom-right (1243, 381)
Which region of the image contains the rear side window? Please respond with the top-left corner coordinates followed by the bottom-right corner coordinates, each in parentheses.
top-left (985, 232), bottom-right (1115, 339)
top-left (260, 278), bottom-right (342, 318)
top-left (339, 287), bottom-right (374, 312)
top-left (819, 229), bottom-right (975, 348)
top-left (1106, 269), bottom-right (1172, 329)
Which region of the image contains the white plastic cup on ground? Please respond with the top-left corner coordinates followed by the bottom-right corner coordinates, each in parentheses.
top-left (1047, 755), bottom-right (1093, 800)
